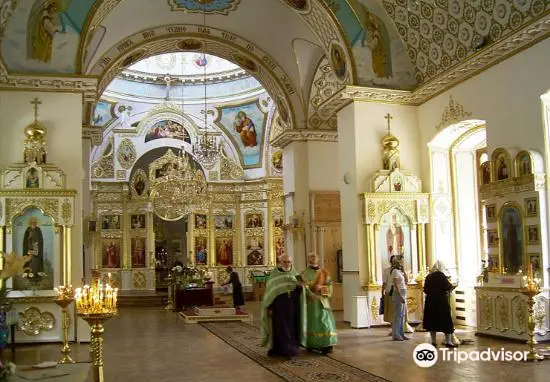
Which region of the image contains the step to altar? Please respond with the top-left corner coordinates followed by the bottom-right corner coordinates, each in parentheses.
top-left (178, 307), bottom-right (252, 324)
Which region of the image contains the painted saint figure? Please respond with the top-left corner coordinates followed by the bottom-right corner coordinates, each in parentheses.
top-left (356, 4), bottom-right (391, 78)
top-left (23, 217), bottom-right (44, 273)
top-left (28, 0), bottom-right (62, 63)
top-left (386, 214), bottom-right (404, 261)
top-left (217, 239), bottom-right (232, 265)
top-left (233, 111), bottom-right (257, 147)
top-left (504, 215), bottom-right (520, 273)
top-left (497, 157), bottom-right (508, 180)
top-left (26, 168), bottom-right (39, 188)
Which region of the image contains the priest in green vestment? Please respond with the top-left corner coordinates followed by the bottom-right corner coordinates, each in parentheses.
top-left (260, 255), bottom-right (307, 359)
top-left (301, 253), bottom-right (338, 355)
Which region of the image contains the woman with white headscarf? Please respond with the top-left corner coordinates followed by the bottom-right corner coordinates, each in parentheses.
top-left (422, 260), bottom-right (456, 347)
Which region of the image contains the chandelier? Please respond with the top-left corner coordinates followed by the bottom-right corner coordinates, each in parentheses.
top-left (192, 2), bottom-right (220, 169)
top-left (149, 148), bottom-right (207, 221)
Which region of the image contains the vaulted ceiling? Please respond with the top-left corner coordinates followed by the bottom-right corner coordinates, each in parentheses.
top-left (0, 0), bottom-right (548, 124)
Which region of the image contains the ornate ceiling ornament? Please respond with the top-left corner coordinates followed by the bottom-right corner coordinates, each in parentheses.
top-left (168, 0), bottom-right (241, 15)
top-left (436, 96), bottom-right (472, 130)
top-left (116, 138), bottom-right (137, 169)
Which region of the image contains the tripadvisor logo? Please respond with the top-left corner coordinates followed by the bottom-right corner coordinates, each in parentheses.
top-left (413, 344), bottom-right (528, 367)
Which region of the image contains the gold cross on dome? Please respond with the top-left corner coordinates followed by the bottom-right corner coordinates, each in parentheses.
top-left (30, 97), bottom-right (42, 120)
top-left (384, 113), bottom-right (393, 134)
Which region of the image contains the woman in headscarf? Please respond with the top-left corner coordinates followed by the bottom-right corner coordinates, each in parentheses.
top-left (422, 260), bottom-right (457, 347)
top-left (391, 256), bottom-right (409, 341)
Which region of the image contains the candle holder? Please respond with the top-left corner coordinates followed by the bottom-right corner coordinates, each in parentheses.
top-left (75, 279), bottom-right (118, 382)
top-left (165, 272), bottom-right (174, 311)
top-left (54, 285), bottom-right (75, 364)
top-left (521, 274), bottom-right (543, 362)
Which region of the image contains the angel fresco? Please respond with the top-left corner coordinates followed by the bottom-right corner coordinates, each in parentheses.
top-left (233, 111), bottom-right (257, 147)
top-left (356, 3), bottom-right (391, 79)
top-left (28, 0), bottom-right (63, 63)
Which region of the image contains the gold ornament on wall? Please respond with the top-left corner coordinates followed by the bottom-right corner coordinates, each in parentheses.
top-left (220, 150), bottom-right (244, 180)
top-left (435, 96), bottom-right (472, 130)
top-left (132, 271), bottom-right (147, 289)
top-left (116, 138), bottom-right (137, 169)
top-left (61, 198), bottom-right (72, 224)
top-left (18, 307), bottom-right (56, 336)
top-left (91, 136), bottom-right (115, 179)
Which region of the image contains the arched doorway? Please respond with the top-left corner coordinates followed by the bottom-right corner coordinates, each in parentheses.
top-left (428, 120), bottom-right (486, 326)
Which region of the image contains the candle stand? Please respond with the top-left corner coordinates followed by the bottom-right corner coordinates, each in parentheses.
top-left (54, 286), bottom-right (75, 364)
top-left (521, 273), bottom-right (544, 362)
top-left (75, 279), bottom-right (118, 382)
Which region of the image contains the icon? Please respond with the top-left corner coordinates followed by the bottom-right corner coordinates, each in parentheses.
top-left (413, 343), bottom-right (438, 367)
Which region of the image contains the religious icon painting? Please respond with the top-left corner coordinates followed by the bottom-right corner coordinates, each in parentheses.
top-left (274, 236), bottom-right (285, 262)
top-left (526, 225), bottom-right (540, 245)
top-left (378, 210), bottom-right (412, 272)
top-left (330, 42), bottom-right (347, 81)
top-left (516, 151), bottom-right (532, 177)
top-left (215, 237), bottom-right (233, 266)
top-left (131, 237), bottom-right (146, 268)
top-left (214, 215), bottom-right (233, 230)
top-left (494, 151), bottom-right (511, 181)
top-left (12, 207), bottom-right (55, 291)
top-left (131, 214), bottom-right (146, 229)
top-left (245, 212), bottom-right (263, 228)
top-left (195, 237), bottom-right (208, 265)
top-left (480, 161), bottom-right (491, 185)
top-left (500, 206), bottom-right (523, 274)
top-left (485, 204), bottom-right (496, 222)
top-left (102, 239), bottom-right (121, 268)
top-left (525, 197), bottom-right (538, 217)
top-left (272, 150), bottom-right (283, 171)
top-left (195, 214), bottom-right (208, 229)
top-left (528, 253), bottom-right (541, 277)
top-left (487, 229), bottom-right (498, 248)
top-left (246, 237), bottom-right (264, 266)
top-left (488, 255), bottom-right (499, 271)
top-left (273, 215), bottom-right (284, 228)
top-left (101, 215), bottom-right (121, 230)
top-left (176, 38), bottom-right (203, 51)
top-left (25, 167), bottom-right (40, 189)
top-left (131, 169), bottom-right (148, 198)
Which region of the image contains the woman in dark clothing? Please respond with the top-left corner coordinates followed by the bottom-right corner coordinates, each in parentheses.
top-left (423, 260), bottom-right (457, 347)
top-left (223, 266), bottom-right (245, 310)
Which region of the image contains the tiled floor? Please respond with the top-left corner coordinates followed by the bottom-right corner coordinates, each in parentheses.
top-left (8, 302), bottom-right (550, 382)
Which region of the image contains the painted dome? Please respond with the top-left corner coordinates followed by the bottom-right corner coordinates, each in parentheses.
top-left (126, 52), bottom-right (243, 78)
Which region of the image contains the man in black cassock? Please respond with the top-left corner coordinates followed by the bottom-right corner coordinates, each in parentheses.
top-left (222, 266), bottom-right (244, 310)
top-left (260, 255), bottom-right (306, 359)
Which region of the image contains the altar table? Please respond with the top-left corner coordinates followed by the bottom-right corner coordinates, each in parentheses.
top-left (175, 286), bottom-right (214, 311)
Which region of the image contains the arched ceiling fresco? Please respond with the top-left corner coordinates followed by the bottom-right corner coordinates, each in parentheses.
top-left (0, 0), bottom-right (548, 110)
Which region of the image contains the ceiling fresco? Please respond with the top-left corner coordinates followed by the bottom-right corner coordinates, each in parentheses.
top-left (0, 0), bottom-right (548, 96)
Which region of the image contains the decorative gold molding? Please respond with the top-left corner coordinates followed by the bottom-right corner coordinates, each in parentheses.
top-left (0, 74), bottom-right (98, 102)
top-left (436, 96), bottom-right (473, 130)
top-left (270, 129), bottom-right (338, 148)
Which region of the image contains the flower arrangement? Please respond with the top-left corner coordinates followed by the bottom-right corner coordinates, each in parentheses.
top-left (21, 271), bottom-right (47, 292)
top-left (170, 266), bottom-right (209, 288)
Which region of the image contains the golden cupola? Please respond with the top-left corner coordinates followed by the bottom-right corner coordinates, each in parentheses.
top-left (381, 113), bottom-right (400, 171)
top-left (23, 98), bottom-right (48, 165)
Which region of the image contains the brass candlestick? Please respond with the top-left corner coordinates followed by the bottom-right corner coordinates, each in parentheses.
top-left (521, 275), bottom-right (543, 362)
top-left (54, 294), bottom-right (75, 364)
top-left (75, 279), bottom-right (118, 382)
top-left (78, 312), bottom-right (116, 382)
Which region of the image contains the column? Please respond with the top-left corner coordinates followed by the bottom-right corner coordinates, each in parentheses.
top-left (122, 195), bottom-right (129, 269)
top-left (146, 204), bottom-right (155, 269)
top-left (188, 214), bottom-right (195, 267)
top-left (282, 141), bottom-right (310, 271)
top-left (267, 197), bottom-right (274, 266)
top-left (208, 207), bottom-right (215, 266)
top-left (81, 138), bottom-right (92, 281)
top-left (234, 200), bottom-right (242, 267)
top-left (0, 226), bottom-right (4, 288)
top-left (63, 226), bottom-right (73, 285)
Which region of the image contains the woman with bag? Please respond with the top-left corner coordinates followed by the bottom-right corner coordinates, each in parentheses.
top-left (391, 256), bottom-right (410, 341)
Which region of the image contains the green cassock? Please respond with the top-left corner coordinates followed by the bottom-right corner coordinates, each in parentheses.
top-left (260, 266), bottom-right (307, 349)
top-left (301, 267), bottom-right (338, 349)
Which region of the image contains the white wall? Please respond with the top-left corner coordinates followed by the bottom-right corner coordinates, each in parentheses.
top-left (0, 91), bottom-right (84, 286)
top-left (307, 141), bottom-right (339, 190)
